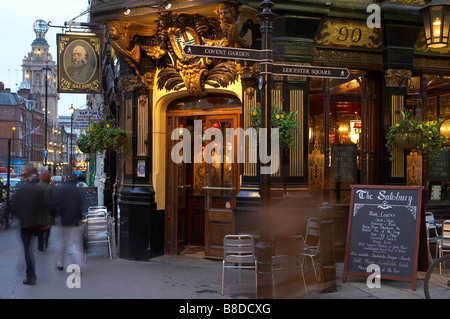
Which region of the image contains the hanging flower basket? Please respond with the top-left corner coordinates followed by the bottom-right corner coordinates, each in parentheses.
top-left (249, 102), bottom-right (299, 149)
top-left (392, 132), bottom-right (423, 150)
top-left (386, 109), bottom-right (446, 161)
top-left (76, 119), bottom-right (130, 154)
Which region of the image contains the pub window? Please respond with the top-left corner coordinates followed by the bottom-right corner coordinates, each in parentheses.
top-left (308, 70), bottom-right (362, 204)
top-left (425, 75), bottom-right (450, 201)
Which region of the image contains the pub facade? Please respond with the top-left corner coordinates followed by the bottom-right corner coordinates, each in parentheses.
top-left (87, 0), bottom-right (450, 260)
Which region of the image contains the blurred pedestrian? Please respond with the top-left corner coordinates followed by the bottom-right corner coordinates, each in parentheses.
top-left (76, 173), bottom-right (88, 188)
top-left (51, 174), bottom-right (83, 271)
top-left (11, 164), bottom-right (43, 285)
top-left (37, 170), bottom-right (55, 252)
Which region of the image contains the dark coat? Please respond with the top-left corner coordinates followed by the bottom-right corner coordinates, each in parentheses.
top-left (11, 177), bottom-right (43, 228)
top-left (52, 179), bottom-right (83, 226)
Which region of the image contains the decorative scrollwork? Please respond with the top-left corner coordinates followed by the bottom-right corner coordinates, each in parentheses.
top-left (107, 4), bottom-right (258, 97)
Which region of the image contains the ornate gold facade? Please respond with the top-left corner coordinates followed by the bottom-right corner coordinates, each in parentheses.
top-left (105, 3), bottom-right (259, 97)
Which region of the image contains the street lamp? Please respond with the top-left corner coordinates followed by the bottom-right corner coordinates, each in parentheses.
top-left (11, 126), bottom-right (16, 173)
top-left (256, 0), bottom-right (277, 299)
top-left (69, 105), bottom-right (75, 172)
top-left (421, 0), bottom-right (450, 48)
top-left (42, 65), bottom-right (51, 166)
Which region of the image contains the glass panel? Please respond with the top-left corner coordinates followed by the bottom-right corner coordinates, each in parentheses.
top-left (137, 96), bottom-right (148, 157)
top-left (308, 72), bottom-right (362, 204)
top-left (177, 117), bottom-right (187, 210)
top-left (124, 97), bottom-right (133, 178)
top-left (205, 117), bottom-right (235, 211)
top-left (208, 120), bottom-right (233, 189)
top-left (170, 95), bottom-right (240, 111)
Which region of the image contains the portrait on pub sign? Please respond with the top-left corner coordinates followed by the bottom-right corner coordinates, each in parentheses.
top-left (57, 34), bottom-right (102, 93)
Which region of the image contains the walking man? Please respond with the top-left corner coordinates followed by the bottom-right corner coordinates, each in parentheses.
top-left (11, 164), bottom-right (43, 285)
top-left (52, 174), bottom-right (83, 271)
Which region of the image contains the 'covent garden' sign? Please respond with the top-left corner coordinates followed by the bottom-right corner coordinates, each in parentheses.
top-left (106, 2), bottom-right (258, 97)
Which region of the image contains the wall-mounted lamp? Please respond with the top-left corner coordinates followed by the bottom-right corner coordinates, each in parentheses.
top-left (421, 0), bottom-right (450, 48)
top-left (349, 120), bottom-right (361, 144)
top-left (123, 0), bottom-right (171, 15)
top-left (440, 119), bottom-right (450, 142)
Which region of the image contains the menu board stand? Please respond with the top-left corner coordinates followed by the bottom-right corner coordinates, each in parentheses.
top-left (80, 187), bottom-right (98, 217)
top-left (343, 185), bottom-right (427, 290)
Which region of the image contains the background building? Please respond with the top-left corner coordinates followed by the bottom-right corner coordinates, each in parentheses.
top-left (20, 19), bottom-right (61, 174)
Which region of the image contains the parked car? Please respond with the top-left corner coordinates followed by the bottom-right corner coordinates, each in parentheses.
top-left (51, 176), bottom-right (64, 184)
top-left (0, 177), bottom-right (21, 198)
top-left (9, 178), bottom-right (21, 189)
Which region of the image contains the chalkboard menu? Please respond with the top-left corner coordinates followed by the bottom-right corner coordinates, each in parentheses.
top-left (331, 144), bottom-right (357, 182)
top-left (343, 185), bottom-right (424, 290)
top-left (429, 149), bottom-right (449, 181)
top-left (80, 187), bottom-right (98, 217)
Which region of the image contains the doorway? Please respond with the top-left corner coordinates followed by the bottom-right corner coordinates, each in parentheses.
top-left (165, 97), bottom-right (241, 257)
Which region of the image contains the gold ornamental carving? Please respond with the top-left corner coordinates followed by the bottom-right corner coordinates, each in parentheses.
top-left (315, 19), bottom-right (382, 49)
top-left (107, 21), bottom-right (157, 93)
top-left (106, 3), bottom-right (258, 97)
top-left (214, 2), bottom-right (258, 48)
top-left (308, 141), bottom-right (324, 198)
top-left (406, 151), bottom-right (422, 186)
top-left (384, 69), bottom-right (412, 87)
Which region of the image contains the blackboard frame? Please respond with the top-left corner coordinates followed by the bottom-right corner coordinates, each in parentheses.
top-left (331, 143), bottom-right (357, 182)
top-left (428, 148), bottom-right (450, 182)
top-left (80, 187), bottom-right (98, 216)
top-left (343, 185), bottom-right (425, 290)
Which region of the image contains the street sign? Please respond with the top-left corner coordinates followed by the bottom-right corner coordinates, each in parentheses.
top-left (73, 110), bottom-right (101, 129)
top-left (43, 149), bottom-right (48, 158)
top-left (183, 44), bottom-right (265, 61)
top-left (182, 44), bottom-right (350, 79)
top-left (272, 63), bottom-right (350, 79)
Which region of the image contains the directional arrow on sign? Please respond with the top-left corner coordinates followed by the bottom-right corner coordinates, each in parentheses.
top-left (272, 63), bottom-right (350, 80)
top-left (183, 44), bottom-right (266, 62)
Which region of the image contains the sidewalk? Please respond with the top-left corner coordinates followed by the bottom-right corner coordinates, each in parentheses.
top-left (0, 220), bottom-right (427, 300)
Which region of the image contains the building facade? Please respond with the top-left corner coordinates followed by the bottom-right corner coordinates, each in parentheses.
top-left (0, 84), bottom-right (45, 173)
top-left (87, 0), bottom-right (450, 260)
top-left (20, 19), bottom-right (64, 174)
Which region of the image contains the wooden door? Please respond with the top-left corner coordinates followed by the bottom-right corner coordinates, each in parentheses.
top-left (165, 116), bottom-right (189, 255)
top-left (204, 115), bottom-right (239, 258)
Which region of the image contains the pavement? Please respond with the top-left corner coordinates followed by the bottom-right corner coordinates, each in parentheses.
top-left (0, 218), bottom-right (430, 303)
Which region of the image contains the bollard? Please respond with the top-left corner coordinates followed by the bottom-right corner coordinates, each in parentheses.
top-left (319, 202), bottom-right (336, 293)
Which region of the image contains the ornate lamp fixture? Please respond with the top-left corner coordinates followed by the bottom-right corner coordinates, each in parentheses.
top-left (421, 0), bottom-right (450, 48)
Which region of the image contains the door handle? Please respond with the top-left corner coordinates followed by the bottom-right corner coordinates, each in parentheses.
top-left (178, 185), bottom-right (191, 189)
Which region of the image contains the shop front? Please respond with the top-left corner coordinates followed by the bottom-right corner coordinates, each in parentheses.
top-left (89, 0), bottom-right (450, 260)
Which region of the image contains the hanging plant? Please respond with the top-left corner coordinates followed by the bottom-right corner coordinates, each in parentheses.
top-left (250, 102), bottom-right (299, 149)
top-left (385, 108), bottom-right (446, 161)
top-left (76, 119), bottom-right (130, 154)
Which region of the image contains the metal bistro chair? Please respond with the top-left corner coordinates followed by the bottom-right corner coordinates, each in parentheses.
top-left (272, 235), bottom-right (307, 297)
top-left (426, 212), bottom-right (439, 240)
top-left (437, 220), bottom-right (450, 258)
top-left (425, 212), bottom-right (439, 261)
top-left (84, 210), bottom-right (112, 262)
top-left (222, 235), bottom-right (257, 296)
top-left (303, 217), bottom-right (321, 281)
top-left (87, 206), bottom-right (108, 217)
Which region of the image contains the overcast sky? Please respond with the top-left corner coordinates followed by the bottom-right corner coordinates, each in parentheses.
top-left (0, 0), bottom-right (90, 116)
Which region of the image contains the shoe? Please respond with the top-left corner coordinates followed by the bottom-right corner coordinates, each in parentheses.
top-left (23, 279), bottom-right (36, 285)
top-left (55, 265), bottom-right (64, 271)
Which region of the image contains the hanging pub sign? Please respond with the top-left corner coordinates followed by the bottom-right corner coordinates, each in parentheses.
top-left (57, 34), bottom-right (102, 93)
